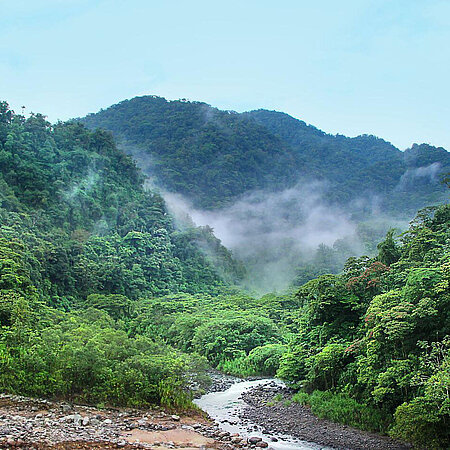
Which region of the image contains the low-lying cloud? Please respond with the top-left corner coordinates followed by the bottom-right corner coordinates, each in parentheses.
top-left (396, 162), bottom-right (442, 191)
top-left (163, 181), bottom-right (364, 293)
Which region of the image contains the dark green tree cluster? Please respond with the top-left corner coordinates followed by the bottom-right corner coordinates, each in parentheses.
top-left (278, 204), bottom-right (450, 448)
top-left (127, 292), bottom-right (298, 376)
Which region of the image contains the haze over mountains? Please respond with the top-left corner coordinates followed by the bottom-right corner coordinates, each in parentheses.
top-left (81, 96), bottom-right (449, 292)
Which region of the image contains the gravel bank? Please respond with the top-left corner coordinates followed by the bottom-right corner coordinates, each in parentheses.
top-left (239, 382), bottom-right (411, 450)
top-left (0, 393), bottom-right (264, 449)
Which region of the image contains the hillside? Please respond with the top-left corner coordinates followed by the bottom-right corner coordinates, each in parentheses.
top-left (0, 100), bottom-right (248, 407)
top-left (81, 96), bottom-right (449, 215)
top-left (0, 102), bottom-right (245, 301)
top-left (0, 101), bottom-right (248, 307)
top-left (81, 96), bottom-right (301, 209)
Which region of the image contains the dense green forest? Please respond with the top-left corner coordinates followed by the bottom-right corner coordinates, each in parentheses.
top-left (81, 96), bottom-right (449, 215)
top-left (0, 101), bottom-right (242, 407)
top-left (280, 205), bottom-right (450, 448)
top-left (82, 97), bottom-right (301, 210)
top-left (0, 100), bottom-right (449, 448)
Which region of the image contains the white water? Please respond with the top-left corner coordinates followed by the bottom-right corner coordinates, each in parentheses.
top-left (194, 379), bottom-right (328, 450)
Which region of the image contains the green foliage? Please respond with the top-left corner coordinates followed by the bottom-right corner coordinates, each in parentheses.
top-left (390, 398), bottom-right (449, 450)
top-left (0, 101), bottom-right (242, 305)
top-left (246, 344), bottom-right (287, 375)
top-left (280, 205), bottom-right (450, 446)
top-left (129, 293), bottom-right (290, 371)
top-left (305, 344), bottom-right (349, 390)
top-left (389, 338), bottom-right (450, 448)
top-left (0, 305), bottom-right (208, 407)
top-left (218, 344), bottom-right (287, 377)
top-left (192, 316), bottom-right (278, 365)
top-left (292, 390), bottom-right (391, 433)
top-left (377, 229), bottom-right (401, 266)
top-left (85, 294), bottom-right (132, 320)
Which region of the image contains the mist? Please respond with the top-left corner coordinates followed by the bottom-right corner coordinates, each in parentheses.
top-left (121, 142), bottom-right (410, 294)
top-left (395, 162), bottom-right (442, 191)
top-left (163, 181), bottom-right (365, 293)
top-left (63, 169), bottom-right (99, 201)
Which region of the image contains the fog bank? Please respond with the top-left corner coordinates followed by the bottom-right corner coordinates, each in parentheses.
top-left (163, 181), bottom-right (364, 293)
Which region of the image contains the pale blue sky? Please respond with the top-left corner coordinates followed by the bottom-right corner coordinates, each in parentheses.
top-left (1, 0), bottom-right (449, 149)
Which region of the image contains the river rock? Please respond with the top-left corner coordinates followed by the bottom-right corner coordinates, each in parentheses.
top-left (171, 414), bottom-right (180, 421)
top-left (61, 403), bottom-right (72, 413)
top-left (249, 436), bottom-right (262, 444)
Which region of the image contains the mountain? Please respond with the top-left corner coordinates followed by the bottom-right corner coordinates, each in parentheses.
top-left (81, 96), bottom-right (301, 209)
top-left (245, 109), bottom-right (449, 213)
top-left (80, 96), bottom-right (449, 216)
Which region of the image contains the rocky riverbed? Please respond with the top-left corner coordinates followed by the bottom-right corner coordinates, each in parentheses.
top-left (239, 382), bottom-right (411, 450)
top-left (1, 380), bottom-right (413, 450)
top-left (0, 393), bottom-right (268, 449)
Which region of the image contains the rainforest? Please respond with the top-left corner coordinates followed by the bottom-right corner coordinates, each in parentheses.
top-left (0, 99), bottom-right (449, 449)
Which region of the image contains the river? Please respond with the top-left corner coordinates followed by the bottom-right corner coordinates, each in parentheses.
top-left (194, 378), bottom-right (328, 450)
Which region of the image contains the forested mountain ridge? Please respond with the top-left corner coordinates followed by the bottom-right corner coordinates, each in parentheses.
top-left (81, 95), bottom-right (449, 214)
top-left (246, 109), bottom-right (449, 209)
top-left (81, 96), bottom-right (302, 209)
top-left (244, 109), bottom-right (401, 165)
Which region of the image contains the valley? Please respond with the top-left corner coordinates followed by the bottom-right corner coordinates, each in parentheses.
top-left (0, 99), bottom-right (448, 448)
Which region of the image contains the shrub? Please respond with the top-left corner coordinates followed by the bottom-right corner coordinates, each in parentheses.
top-left (292, 390), bottom-right (391, 433)
top-left (246, 344), bottom-right (287, 376)
top-left (390, 397), bottom-right (449, 449)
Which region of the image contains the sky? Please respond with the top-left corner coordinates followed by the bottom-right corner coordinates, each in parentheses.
top-left (1, 0), bottom-right (449, 150)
